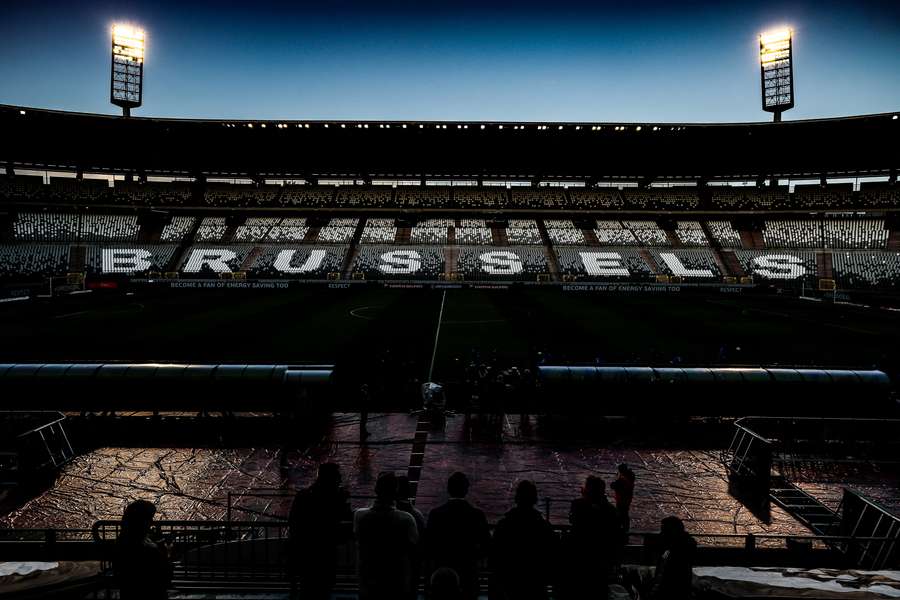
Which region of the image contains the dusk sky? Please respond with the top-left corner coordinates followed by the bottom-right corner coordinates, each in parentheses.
top-left (1, 0), bottom-right (898, 123)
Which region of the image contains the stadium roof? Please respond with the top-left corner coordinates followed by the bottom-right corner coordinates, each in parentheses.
top-left (1, 104), bottom-right (898, 181)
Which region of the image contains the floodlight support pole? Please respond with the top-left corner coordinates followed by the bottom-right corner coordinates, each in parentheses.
top-left (123, 107), bottom-right (131, 118)
top-left (773, 111), bottom-right (781, 123)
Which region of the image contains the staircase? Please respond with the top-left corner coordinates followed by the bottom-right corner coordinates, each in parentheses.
top-left (491, 225), bottom-right (508, 246)
top-left (302, 226), bottom-right (321, 243)
top-left (664, 229), bottom-right (682, 248)
top-left (339, 221), bottom-right (366, 278)
top-left (396, 227), bottom-right (411, 244)
top-left (769, 476), bottom-right (841, 536)
top-left (443, 246), bottom-right (459, 278)
top-left (447, 227), bottom-right (456, 245)
top-left (887, 230), bottom-right (900, 251)
top-left (638, 249), bottom-right (660, 274)
top-left (720, 250), bottom-right (746, 278)
top-left (68, 245), bottom-right (86, 272)
top-left (816, 251), bottom-right (834, 279)
top-left (239, 247), bottom-right (264, 272)
top-left (582, 228), bottom-right (600, 246)
top-left (535, 220), bottom-right (561, 280)
top-left (739, 229), bottom-right (765, 250)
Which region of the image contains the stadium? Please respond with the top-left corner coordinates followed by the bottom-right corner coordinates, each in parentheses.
top-left (1, 5), bottom-right (900, 600)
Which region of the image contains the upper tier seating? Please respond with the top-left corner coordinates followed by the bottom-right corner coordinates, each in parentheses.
top-left (455, 227), bottom-right (493, 245)
top-left (13, 213), bottom-right (139, 241)
top-left (510, 188), bottom-right (567, 209)
top-left (822, 219), bottom-right (888, 249)
top-left (453, 188), bottom-right (508, 209)
top-left (622, 188), bottom-right (699, 210)
top-left (204, 184), bottom-right (281, 208)
top-left (0, 244), bottom-right (70, 279)
top-left (706, 221), bottom-right (742, 248)
top-left (568, 189), bottom-right (623, 210)
top-left (45, 178), bottom-right (111, 204)
top-left (456, 246), bottom-right (548, 281)
top-left (0, 174), bottom-right (45, 203)
top-left (232, 217), bottom-right (282, 242)
top-left (858, 183), bottom-right (900, 208)
top-left (335, 187), bottom-right (393, 208)
top-left (396, 187), bottom-right (451, 209)
top-left (594, 220), bottom-right (638, 245)
top-left (351, 245), bottom-right (444, 279)
top-left (555, 247), bottom-right (652, 280)
top-left (410, 219), bottom-right (452, 244)
top-left (709, 186), bottom-right (789, 210)
top-left (279, 186), bottom-right (335, 208)
top-left (112, 182), bottom-right (193, 206)
top-left (792, 184), bottom-right (854, 209)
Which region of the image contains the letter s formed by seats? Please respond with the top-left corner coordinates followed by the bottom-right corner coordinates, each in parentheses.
top-left (751, 254), bottom-right (806, 279)
top-left (479, 251), bottom-right (523, 274)
top-left (102, 249), bottom-right (152, 273)
top-left (379, 250), bottom-right (421, 274)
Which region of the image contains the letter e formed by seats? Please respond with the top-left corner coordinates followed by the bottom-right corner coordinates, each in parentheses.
top-left (102, 249), bottom-right (151, 273)
top-left (379, 250), bottom-right (421, 274)
top-left (580, 251), bottom-right (629, 277)
top-left (480, 251), bottom-right (523, 274)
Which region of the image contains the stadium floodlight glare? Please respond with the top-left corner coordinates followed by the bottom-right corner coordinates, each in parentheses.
top-left (111, 24), bottom-right (145, 117)
top-left (759, 27), bottom-right (794, 122)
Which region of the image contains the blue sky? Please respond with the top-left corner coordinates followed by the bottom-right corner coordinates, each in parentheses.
top-left (1, 0), bottom-right (898, 122)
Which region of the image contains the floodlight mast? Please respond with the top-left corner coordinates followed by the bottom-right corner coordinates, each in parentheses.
top-left (759, 28), bottom-right (794, 122)
top-left (110, 24), bottom-right (144, 117)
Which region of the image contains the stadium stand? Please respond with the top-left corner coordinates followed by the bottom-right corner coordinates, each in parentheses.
top-left (505, 219), bottom-right (543, 245)
top-left (265, 217), bottom-right (309, 242)
top-left (832, 251), bottom-right (900, 288)
top-left (0, 174), bottom-right (45, 203)
top-left (456, 246), bottom-right (548, 280)
top-left (396, 187), bottom-right (451, 208)
top-left (359, 218), bottom-right (398, 243)
top-left (179, 245), bottom-right (256, 274)
top-left (858, 182), bottom-right (900, 208)
top-left (12, 213), bottom-right (140, 241)
top-left (545, 219), bottom-right (586, 245)
top-left (0, 244), bottom-right (70, 279)
top-left (160, 216), bottom-right (197, 242)
top-left (335, 187), bottom-right (394, 208)
top-left (112, 181), bottom-right (193, 207)
top-left (555, 247), bottom-right (654, 280)
top-left (279, 186), bottom-right (335, 208)
top-left (453, 187), bottom-right (508, 209)
top-left (648, 248), bottom-right (722, 279)
top-left (821, 219), bottom-right (888, 249)
top-left (706, 220), bottom-right (742, 248)
top-left (204, 184), bottom-right (282, 208)
top-left (709, 186), bottom-right (789, 210)
top-left (792, 184), bottom-right (855, 209)
top-left (622, 187), bottom-right (700, 210)
top-left (84, 245), bottom-right (178, 274)
top-left (317, 218), bottom-right (359, 243)
top-left (249, 245), bottom-right (348, 278)
top-left (455, 226), bottom-right (493, 245)
top-left (622, 220), bottom-right (669, 246)
top-left (195, 217), bottom-right (229, 242)
top-left (46, 177), bottom-right (111, 204)
top-left (510, 187), bottom-right (567, 209)
top-left (351, 245), bottom-right (445, 279)
top-left (568, 188), bottom-right (623, 209)
top-left (736, 250), bottom-right (817, 283)
top-left (232, 217), bottom-right (282, 242)
top-left (673, 221), bottom-right (709, 246)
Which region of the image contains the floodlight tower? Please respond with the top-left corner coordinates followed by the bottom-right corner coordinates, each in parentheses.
top-left (110, 24), bottom-right (145, 117)
top-left (759, 28), bottom-right (794, 122)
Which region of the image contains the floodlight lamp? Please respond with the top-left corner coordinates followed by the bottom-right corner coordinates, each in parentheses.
top-left (110, 23), bottom-right (145, 116)
top-left (758, 26), bottom-right (794, 121)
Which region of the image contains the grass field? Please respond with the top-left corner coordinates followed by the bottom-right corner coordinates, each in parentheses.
top-left (2, 287), bottom-right (899, 380)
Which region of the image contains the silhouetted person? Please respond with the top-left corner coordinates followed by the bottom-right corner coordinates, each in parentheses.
top-left (651, 516), bottom-right (696, 600)
top-left (114, 499), bottom-right (172, 600)
top-left (560, 476), bottom-right (624, 600)
top-left (288, 463), bottom-right (353, 600)
top-left (360, 383), bottom-right (371, 440)
top-left (354, 472), bottom-right (419, 600)
top-left (426, 472), bottom-right (491, 600)
top-left (430, 567), bottom-right (462, 600)
top-left (491, 480), bottom-right (557, 600)
top-left (396, 475), bottom-right (426, 600)
top-left (611, 463), bottom-right (636, 532)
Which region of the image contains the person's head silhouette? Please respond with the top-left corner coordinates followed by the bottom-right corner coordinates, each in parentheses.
top-left (121, 499), bottom-right (156, 542)
top-left (447, 472), bottom-right (470, 499)
top-left (514, 480), bottom-right (538, 508)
